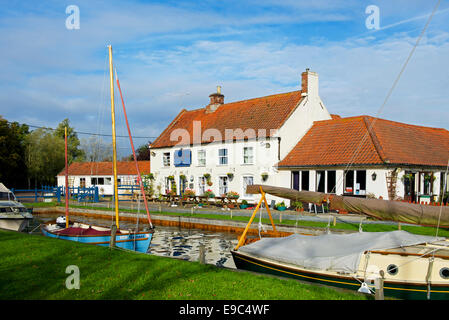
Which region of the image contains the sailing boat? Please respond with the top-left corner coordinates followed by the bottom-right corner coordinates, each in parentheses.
top-left (41, 45), bottom-right (154, 253)
top-left (231, 185), bottom-right (449, 300)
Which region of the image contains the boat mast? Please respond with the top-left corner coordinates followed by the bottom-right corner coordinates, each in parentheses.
top-left (65, 126), bottom-right (69, 228)
top-left (108, 45), bottom-right (120, 229)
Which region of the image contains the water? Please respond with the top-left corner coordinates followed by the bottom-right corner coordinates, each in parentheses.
top-left (31, 213), bottom-right (238, 269)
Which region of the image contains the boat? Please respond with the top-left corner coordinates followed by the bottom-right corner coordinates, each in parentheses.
top-left (0, 183), bottom-right (33, 232)
top-left (231, 186), bottom-right (449, 300)
top-left (41, 45), bottom-right (154, 253)
top-left (246, 184), bottom-right (449, 228)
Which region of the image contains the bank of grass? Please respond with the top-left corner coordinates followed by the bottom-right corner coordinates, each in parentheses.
top-left (25, 201), bottom-right (449, 237)
top-left (0, 229), bottom-right (370, 300)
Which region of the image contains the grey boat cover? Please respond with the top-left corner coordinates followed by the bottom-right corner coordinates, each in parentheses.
top-left (246, 184), bottom-right (449, 228)
top-left (238, 231), bottom-right (442, 274)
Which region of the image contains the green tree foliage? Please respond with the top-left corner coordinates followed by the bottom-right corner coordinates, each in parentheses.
top-left (0, 116), bottom-right (29, 188)
top-left (54, 118), bottom-right (85, 164)
top-left (126, 142), bottom-right (151, 161)
top-left (25, 128), bottom-right (64, 186)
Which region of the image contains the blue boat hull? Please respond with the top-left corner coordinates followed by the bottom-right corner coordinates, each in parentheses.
top-left (41, 225), bottom-right (153, 253)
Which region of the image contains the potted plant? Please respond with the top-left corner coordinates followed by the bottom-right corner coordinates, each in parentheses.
top-left (261, 172), bottom-right (269, 182)
top-left (292, 201), bottom-right (303, 212)
top-left (226, 191), bottom-right (239, 199)
top-left (239, 199), bottom-right (248, 209)
top-left (183, 188), bottom-right (195, 197)
top-left (276, 201), bottom-right (286, 211)
top-left (227, 172), bottom-right (234, 180)
top-left (204, 173), bottom-right (212, 186)
top-left (204, 189), bottom-right (215, 198)
top-left (179, 174), bottom-right (187, 181)
top-left (168, 175), bottom-right (175, 181)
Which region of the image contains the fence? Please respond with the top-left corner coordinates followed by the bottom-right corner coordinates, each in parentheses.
top-left (12, 186), bottom-right (99, 203)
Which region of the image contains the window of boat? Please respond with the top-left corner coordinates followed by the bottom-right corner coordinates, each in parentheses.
top-left (0, 192), bottom-right (10, 200)
top-left (440, 268), bottom-right (449, 279)
top-left (387, 264), bottom-right (398, 276)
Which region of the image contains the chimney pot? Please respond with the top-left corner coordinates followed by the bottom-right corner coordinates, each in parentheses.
top-left (206, 86), bottom-right (224, 113)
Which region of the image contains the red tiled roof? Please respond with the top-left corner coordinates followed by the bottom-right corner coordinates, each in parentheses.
top-left (57, 161), bottom-right (151, 176)
top-left (278, 116), bottom-right (449, 168)
top-left (150, 91), bottom-right (304, 148)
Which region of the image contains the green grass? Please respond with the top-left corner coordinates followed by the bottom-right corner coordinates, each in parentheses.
top-left (0, 229), bottom-right (370, 300)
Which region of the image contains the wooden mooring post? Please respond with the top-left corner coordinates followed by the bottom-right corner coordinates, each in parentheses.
top-left (375, 270), bottom-right (385, 300)
top-left (198, 243), bottom-right (206, 264)
top-left (109, 224), bottom-right (117, 248)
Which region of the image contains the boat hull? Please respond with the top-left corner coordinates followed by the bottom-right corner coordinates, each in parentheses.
top-left (231, 250), bottom-right (449, 300)
top-left (0, 218), bottom-right (31, 232)
top-left (41, 225), bottom-right (153, 253)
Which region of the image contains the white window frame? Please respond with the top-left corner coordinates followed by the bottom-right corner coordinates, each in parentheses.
top-left (197, 149), bottom-right (206, 167)
top-left (243, 175), bottom-right (254, 198)
top-left (198, 176), bottom-right (206, 195)
top-left (243, 146), bottom-right (254, 164)
top-left (163, 152), bottom-right (171, 167)
top-left (218, 148), bottom-right (228, 165)
top-left (219, 176), bottom-right (229, 196)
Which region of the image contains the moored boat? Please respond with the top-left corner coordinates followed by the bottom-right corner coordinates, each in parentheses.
top-left (41, 222), bottom-right (153, 252)
top-left (41, 45), bottom-right (154, 253)
top-left (231, 186), bottom-right (449, 300)
top-left (0, 183), bottom-right (33, 232)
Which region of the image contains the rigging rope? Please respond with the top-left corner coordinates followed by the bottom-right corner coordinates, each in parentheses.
top-left (332, 0), bottom-right (442, 195)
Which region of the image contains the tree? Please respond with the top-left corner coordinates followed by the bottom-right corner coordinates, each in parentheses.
top-left (25, 128), bottom-right (65, 186)
top-left (0, 116), bottom-right (29, 188)
top-left (80, 136), bottom-right (113, 162)
top-left (54, 118), bottom-right (85, 163)
top-left (126, 142), bottom-right (151, 161)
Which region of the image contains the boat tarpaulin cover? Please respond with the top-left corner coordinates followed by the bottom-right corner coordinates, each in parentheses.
top-left (246, 184), bottom-right (449, 227)
top-left (238, 231), bottom-right (442, 274)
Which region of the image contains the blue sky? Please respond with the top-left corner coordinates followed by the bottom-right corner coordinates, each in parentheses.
top-left (1, 0), bottom-right (448, 158)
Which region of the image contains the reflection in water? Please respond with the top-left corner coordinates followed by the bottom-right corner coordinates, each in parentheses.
top-left (149, 226), bottom-right (237, 269)
top-left (33, 213), bottom-right (238, 269)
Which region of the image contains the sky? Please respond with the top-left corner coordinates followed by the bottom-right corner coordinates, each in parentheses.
top-left (1, 0), bottom-right (448, 158)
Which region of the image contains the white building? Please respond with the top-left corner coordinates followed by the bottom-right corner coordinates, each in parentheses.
top-left (56, 161), bottom-right (151, 196)
top-left (149, 69), bottom-right (331, 204)
top-left (277, 115), bottom-right (449, 204)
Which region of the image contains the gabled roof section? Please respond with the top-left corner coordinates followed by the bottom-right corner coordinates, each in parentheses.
top-left (150, 90), bottom-right (304, 148)
top-left (57, 161), bottom-right (151, 176)
top-left (278, 116), bottom-right (449, 168)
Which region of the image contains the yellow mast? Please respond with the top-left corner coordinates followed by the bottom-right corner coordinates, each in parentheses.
top-left (108, 45), bottom-right (120, 229)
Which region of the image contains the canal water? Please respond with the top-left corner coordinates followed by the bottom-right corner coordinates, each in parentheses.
top-left (31, 213), bottom-right (238, 269)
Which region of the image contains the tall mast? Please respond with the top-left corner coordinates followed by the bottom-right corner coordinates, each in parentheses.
top-left (108, 45), bottom-right (120, 229)
top-left (65, 126), bottom-right (69, 228)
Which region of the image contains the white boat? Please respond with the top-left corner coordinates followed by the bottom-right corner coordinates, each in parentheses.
top-left (0, 183), bottom-right (33, 232)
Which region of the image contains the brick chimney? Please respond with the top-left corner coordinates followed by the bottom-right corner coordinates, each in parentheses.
top-left (301, 68), bottom-right (319, 97)
top-left (206, 86), bottom-right (224, 113)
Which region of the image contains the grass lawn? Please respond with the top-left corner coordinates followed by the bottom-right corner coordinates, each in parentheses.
top-left (0, 229), bottom-right (371, 300)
